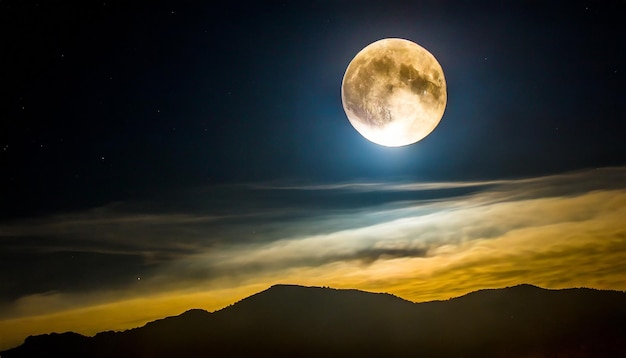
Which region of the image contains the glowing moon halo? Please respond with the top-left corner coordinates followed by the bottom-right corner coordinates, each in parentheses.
top-left (341, 38), bottom-right (447, 147)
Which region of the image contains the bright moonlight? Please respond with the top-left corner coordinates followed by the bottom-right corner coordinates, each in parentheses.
top-left (341, 38), bottom-right (447, 147)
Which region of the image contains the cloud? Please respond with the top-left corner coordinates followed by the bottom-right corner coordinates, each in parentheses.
top-left (157, 178), bottom-right (624, 286)
top-left (0, 166), bottom-right (624, 331)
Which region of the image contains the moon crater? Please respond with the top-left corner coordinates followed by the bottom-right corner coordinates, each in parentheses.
top-left (341, 38), bottom-right (447, 147)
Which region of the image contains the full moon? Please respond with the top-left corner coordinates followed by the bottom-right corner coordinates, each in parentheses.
top-left (341, 38), bottom-right (447, 147)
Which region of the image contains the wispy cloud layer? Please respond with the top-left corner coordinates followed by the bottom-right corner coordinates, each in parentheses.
top-left (0, 167), bottom-right (624, 349)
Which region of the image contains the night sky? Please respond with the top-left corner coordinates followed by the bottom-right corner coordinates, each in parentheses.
top-left (1, 0), bottom-right (625, 350)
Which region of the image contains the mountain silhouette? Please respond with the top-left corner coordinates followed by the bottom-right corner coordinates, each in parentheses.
top-left (2, 284), bottom-right (625, 357)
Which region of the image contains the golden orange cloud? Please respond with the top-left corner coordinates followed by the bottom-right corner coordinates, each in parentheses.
top-left (1, 168), bottom-right (624, 350)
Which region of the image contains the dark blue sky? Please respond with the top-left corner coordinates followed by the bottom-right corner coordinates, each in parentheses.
top-left (1, 1), bottom-right (624, 218)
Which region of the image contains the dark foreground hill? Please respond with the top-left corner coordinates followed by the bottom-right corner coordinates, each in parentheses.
top-left (3, 284), bottom-right (626, 357)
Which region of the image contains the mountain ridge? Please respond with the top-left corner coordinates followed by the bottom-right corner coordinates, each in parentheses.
top-left (3, 284), bottom-right (626, 357)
